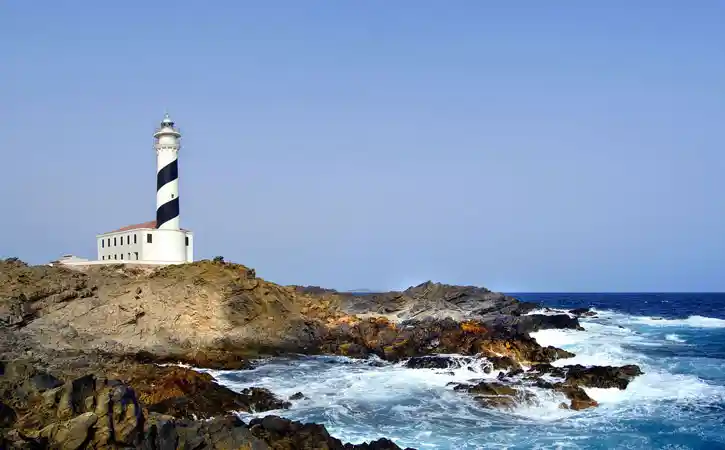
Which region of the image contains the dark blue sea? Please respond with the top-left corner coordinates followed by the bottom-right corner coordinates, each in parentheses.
top-left (206, 293), bottom-right (725, 449)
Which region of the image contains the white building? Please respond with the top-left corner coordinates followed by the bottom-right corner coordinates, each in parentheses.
top-left (96, 220), bottom-right (193, 263)
top-left (91, 113), bottom-right (193, 265)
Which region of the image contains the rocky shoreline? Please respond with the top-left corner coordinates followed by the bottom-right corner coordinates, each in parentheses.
top-left (0, 258), bottom-right (643, 449)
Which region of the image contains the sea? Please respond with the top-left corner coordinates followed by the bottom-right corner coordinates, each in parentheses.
top-left (203, 293), bottom-right (725, 450)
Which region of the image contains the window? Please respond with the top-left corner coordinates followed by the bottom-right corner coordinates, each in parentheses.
top-left (134, 234), bottom-right (137, 244)
top-left (107, 238), bottom-right (110, 247)
top-left (101, 240), bottom-right (104, 248)
top-left (147, 233), bottom-right (152, 243)
top-left (127, 235), bottom-right (130, 245)
top-left (120, 254), bottom-right (123, 260)
top-left (114, 237), bottom-right (117, 246)
top-left (128, 253), bottom-right (131, 260)
top-left (102, 256), bottom-right (105, 260)
top-left (185, 236), bottom-right (189, 246)
top-left (134, 252), bottom-right (139, 260)
top-left (114, 254), bottom-right (117, 260)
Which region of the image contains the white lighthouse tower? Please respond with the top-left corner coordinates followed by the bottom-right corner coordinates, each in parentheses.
top-left (155, 113), bottom-right (181, 231)
top-left (89, 113), bottom-right (194, 265)
top-left (149, 113), bottom-right (188, 262)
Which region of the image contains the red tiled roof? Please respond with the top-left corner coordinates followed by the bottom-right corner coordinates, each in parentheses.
top-left (111, 221), bottom-right (157, 232)
top-left (103, 221), bottom-right (189, 234)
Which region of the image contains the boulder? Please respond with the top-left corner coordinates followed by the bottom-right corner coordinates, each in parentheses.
top-left (569, 308), bottom-right (597, 317)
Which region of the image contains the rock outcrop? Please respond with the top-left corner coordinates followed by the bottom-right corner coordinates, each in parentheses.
top-left (0, 360), bottom-right (409, 450)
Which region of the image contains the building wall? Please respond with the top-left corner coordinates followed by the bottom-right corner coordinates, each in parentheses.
top-left (97, 231), bottom-right (144, 261)
top-left (97, 228), bottom-right (193, 263)
top-left (185, 232), bottom-right (194, 262)
top-left (140, 229), bottom-right (186, 262)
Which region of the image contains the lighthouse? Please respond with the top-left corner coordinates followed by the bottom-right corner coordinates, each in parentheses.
top-left (89, 113), bottom-right (194, 265)
top-left (155, 113), bottom-right (181, 230)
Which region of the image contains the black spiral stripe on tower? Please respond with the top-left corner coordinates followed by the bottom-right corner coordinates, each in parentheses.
top-left (156, 159), bottom-right (179, 228)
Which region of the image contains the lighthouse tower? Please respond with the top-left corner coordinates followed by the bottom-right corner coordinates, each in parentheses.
top-left (154, 113), bottom-right (181, 230)
top-left (90, 113), bottom-right (193, 266)
top-left (147, 112), bottom-right (188, 262)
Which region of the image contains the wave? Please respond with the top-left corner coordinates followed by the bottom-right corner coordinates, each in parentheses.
top-left (628, 315), bottom-right (725, 328)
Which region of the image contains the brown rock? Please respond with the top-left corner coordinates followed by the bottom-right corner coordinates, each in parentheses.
top-left (553, 384), bottom-right (598, 411)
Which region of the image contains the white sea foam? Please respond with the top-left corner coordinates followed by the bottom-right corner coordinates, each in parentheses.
top-left (525, 307), bottom-right (574, 317)
top-left (665, 333), bottom-right (686, 343)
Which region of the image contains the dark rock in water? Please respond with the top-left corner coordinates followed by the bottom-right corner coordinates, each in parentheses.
top-left (513, 314), bottom-right (584, 334)
top-left (474, 394), bottom-right (518, 410)
top-left (564, 364), bottom-right (643, 390)
top-left (452, 381), bottom-right (535, 411)
top-left (497, 368), bottom-right (525, 381)
top-left (527, 363), bottom-right (643, 390)
top-left (240, 387), bottom-right (292, 412)
top-left (404, 355), bottom-right (472, 369)
top-left (527, 363), bottom-right (567, 378)
top-left (569, 307), bottom-right (597, 318)
top-left (289, 392), bottom-right (306, 400)
top-left (552, 384), bottom-right (598, 410)
top-left (248, 415), bottom-right (413, 450)
top-left (451, 381), bottom-right (516, 396)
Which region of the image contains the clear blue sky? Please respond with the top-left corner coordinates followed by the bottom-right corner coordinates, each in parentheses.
top-left (2, 2), bottom-right (724, 292)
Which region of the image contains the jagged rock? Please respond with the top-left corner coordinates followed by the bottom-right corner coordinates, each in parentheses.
top-left (490, 314), bottom-right (584, 335)
top-left (563, 364), bottom-right (643, 389)
top-left (453, 381), bottom-right (517, 396)
top-left (451, 381), bottom-right (535, 410)
top-left (39, 412), bottom-right (98, 450)
top-left (553, 384), bottom-right (598, 410)
top-left (487, 356), bottom-right (521, 371)
top-left (0, 361), bottom-right (64, 411)
top-left (248, 415), bottom-right (412, 450)
top-left (142, 414), bottom-right (267, 450)
top-left (289, 392), bottom-right (305, 400)
top-left (239, 387), bottom-right (291, 412)
top-left (404, 356), bottom-right (473, 369)
top-left (119, 364), bottom-right (288, 419)
top-left (334, 281), bottom-right (533, 322)
top-left (528, 363), bottom-right (643, 389)
top-left (569, 308), bottom-right (597, 317)
top-left (2, 364), bottom-right (413, 450)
